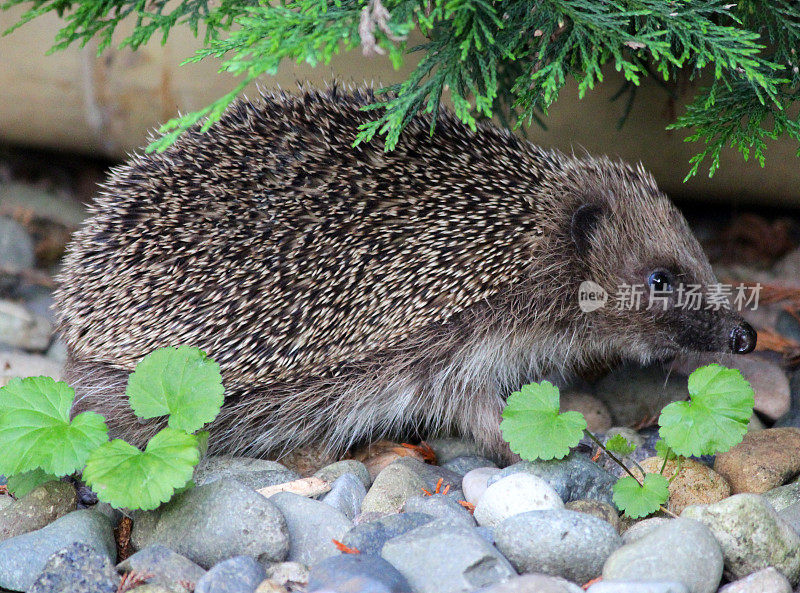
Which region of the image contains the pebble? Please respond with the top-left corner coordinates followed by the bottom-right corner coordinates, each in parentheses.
top-left (462, 467), bottom-right (502, 505)
top-left (0, 300), bottom-right (52, 351)
top-left (672, 354), bottom-right (790, 420)
top-left (264, 562), bottom-right (309, 588)
top-left (321, 473), bottom-right (367, 520)
top-left (488, 452), bottom-right (614, 505)
top-left (594, 363), bottom-right (689, 426)
top-left (602, 518), bottom-right (723, 593)
top-left (638, 457), bottom-right (730, 514)
top-left (314, 460), bottom-right (371, 489)
top-left (427, 438), bottom-right (481, 464)
top-left (116, 544), bottom-right (206, 592)
top-left (396, 458), bottom-right (463, 496)
top-left (763, 479), bottom-right (800, 512)
top-left (194, 556), bottom-right (266, 593)
top-left (777, 500), bottom-right (800, 535)
top-left (475, 574), bottom-right (583, 593)
top-left (774, 369), bottom-right (800, 429)
top-left (307, 554), bottom-right (412, 593)
top-left (28, 542), bottom-right (119, 593)
top-left (494, 509), bottom-right (621, 584)
top-left (0, 183), bottom-right (87, 228)
top-left (269, 491), bottom-right (352, 566)
top-left (0, 351), bottom-right (62, 387)
top-left (0, 217), bottom-right (35, 269)
top-left (681, 494), bottom-right (800, 585)
top-left (131, 479), bottom-right (289, 568)
top-left (193, 456), bottom-right (300, 490)
top-left (0, 481), bottom-right (77, 542)
top-left (475, 473), bottom-right (563, 527)
top-left (0, 509), bottom-right (115, 591)
top-left (381, 519), bottom-right (516, 593)
top-left (341, 512), bottom-right (433, 555)
top-left (441, 455), bottom-right (498, 477)
top-left (354, 441), bottom-right (426, 481)
top-left (620, 517), bottom-right (670, 545)
top-left (587, 583), bottom-right (688, 593)
top-left (718, 567), bottom-right (792, 593)
top-left (360, 460), bottom-right (428, 514)
top-left (564, 500), bottom-right (621, 533)
top-left (561, 390), bottom-right (613, 433)
top-left (404, 494), bottom-right (476, 527)
top-left (714, 427), bottom-right (800, 493)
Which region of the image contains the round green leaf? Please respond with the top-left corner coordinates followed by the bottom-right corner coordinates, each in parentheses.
top-left (612, 473), bottom-right (669, 519)
top-left (659, 364), bottom-right (754, 457)
top-left (0, 377), bottom-right (108, 476)
top-left (127, 346), bottom-right (224, 434)
top-left (605, 434), bottom-right (637, 456)
top-left (83, 427), bottom-right (202, 510)
top-left (500, 381), bottom-right (587, 461)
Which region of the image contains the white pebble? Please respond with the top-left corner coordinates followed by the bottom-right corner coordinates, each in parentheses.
top-left (462, 467), bottom-right (502, 505)
top-left (473, 473), bottom-right (563, 527)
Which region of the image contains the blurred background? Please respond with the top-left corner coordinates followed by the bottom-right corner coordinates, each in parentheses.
top-left (1, 6), bottom-right (800, 408)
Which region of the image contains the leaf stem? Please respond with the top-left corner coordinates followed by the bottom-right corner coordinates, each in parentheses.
top-left (585, 430), bottom-right (643, 487)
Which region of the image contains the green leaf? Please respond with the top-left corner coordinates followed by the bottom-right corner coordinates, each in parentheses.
top-left (500, 381), bottom-right (587, 461)
top-left (6, 469), bottom-right (59, 498)
top-left (127, 346), bottom-right (224, 434)
top-left (0, 377), bottom-right (108, 476)
top-left (612, 473), bottom-right (669, 518)
top-left (605, 434), bottom-right (637, 456)
top-left (659, 364), bottom-right (754, 457)
top-left (83, 427), bottom-right (202, 510)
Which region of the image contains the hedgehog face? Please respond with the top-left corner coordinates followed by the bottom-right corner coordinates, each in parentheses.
top-left (565, 179), bottom-right (756, 365)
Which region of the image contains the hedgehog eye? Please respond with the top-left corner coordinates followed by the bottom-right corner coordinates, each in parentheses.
top-left (647, 269), bottom-right (674, 292)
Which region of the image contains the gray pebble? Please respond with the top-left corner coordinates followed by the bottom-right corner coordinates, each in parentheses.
top-left (718, 567), bottom-right (792, 593)
top-left (426, 439), bottom-right (482, 464)
top-left (441, 456), bottom-right (497, 477)
top-left (342, 512), bottom-right (433, 556)
top-left (763, 478), bottom-right (800, 512)
top-left (587, 582), bottom-right (688, 593)
top-left (194, 556), bottom-right (266, 593)
top-left (0, 481), bottom-right (77, 542)
top-left (131, 479), bottom-right (289, 568)
top-left (603, 518), bottom-right (722, 593)
top-left (269, 491), bottom-right (352, 566)
top-left (620, 517), bottom-right (670, 545)
top-left (475, 574), bottom-right (583, 593)
top-left (264, 561), bottom-right (309, 588)
top-left (494, 509), bottom-right (621, 584)
top-left (193, 456), bottom-right (300, 490)
top-left (778, 500), bottom-right (800, 536)
top-left (361, 461), bottom-right (428, 514)
top-left (315, 460), bottom-right (371, 489)
top-left (0, 217), bottom-right (35, 269)
top-left (308, 554), bottom-right (412, 593)
top-left (403, 495), bottom-right (476, 527)
top-left (489, 452), bottom-right (615, 505)
top-left (117, 544), bottom-right (206, 592)
top-left (682, 494), bottom-right (800, 585)
top-left (28, 542), bottom-right (119, 593)
top-left (321, 473), bottom-right (367, 520)
top-left (381, 519), bottom-right (515, 593)
top-left (0, 509), bottom-right (115, 591)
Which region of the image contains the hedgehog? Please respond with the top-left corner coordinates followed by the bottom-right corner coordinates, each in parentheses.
top-left (54, 86), bottom-right (756, 461)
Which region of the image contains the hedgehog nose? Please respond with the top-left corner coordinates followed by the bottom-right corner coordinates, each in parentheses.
top-left (730, 322), bottom-right (757, 354)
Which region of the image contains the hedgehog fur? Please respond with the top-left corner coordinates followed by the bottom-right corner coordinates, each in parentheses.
top-left (55, 86), bottom-right (756, 461)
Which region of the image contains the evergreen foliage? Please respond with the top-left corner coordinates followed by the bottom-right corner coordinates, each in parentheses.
top-left (3, 0), bottom-right (798, 176)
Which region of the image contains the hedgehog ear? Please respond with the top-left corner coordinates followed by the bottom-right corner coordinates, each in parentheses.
top-left (571, 203), bottom-right (604, 255)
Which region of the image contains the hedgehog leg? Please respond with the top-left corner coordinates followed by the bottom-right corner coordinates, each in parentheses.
top-left (64, 356), bottom-right (164, 447)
